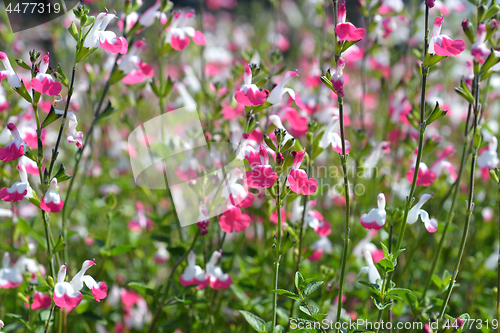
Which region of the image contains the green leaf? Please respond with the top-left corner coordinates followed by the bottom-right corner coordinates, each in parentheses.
top-left (480, 50), bottom-right (500, 75)
top-left (52, 235), bottom-right (66, 254)
top-left (271, 289), bottom-right (300, 301)
top-left (54, 163), bottom-right (72, 183)
top-left (110, 244), bottom-right (134, 256)
top-left (41, 106), bottom-right (62, 129)
top-left (280, 232), bottom-right (296, 255)
top-left (386, 288), bottom-right (412, 298)
top-left (371, 296), bottom-right (393, 310)
top-left (6, 313), bottom-right (31, 330)
top-left (128, 282), bottom-right (156, 296)
top-left (426, 102), bottom-right (447, 125)
top-left (299, 304), bottom-right (319, 315)
top-left (377, 258), bottom-right (395, 273)
top-left (15, 59), bottom-right (31, 70)
top-left (454, 79), bottom-right (474, 105)
top-left (252, 102), bottom-right (272, 114)
top-left (303, 281), bottom-right (323, 296)
top-left (295, 271), bottom-right (304, 293)
top-left (68, 22), bottom-right (79, 41)
top-left (239, 310), bottom-right (266, 332)
top-left (56, 64), bottom-right (69, 88)
top-left (98, 101), bottom-right (116, 121)
top-left (15, 81), bottom-right (32, 103)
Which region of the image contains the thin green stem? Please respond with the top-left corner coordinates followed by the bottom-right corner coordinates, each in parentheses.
top-left (439, 72), bottom-right (481, 319)
top-left (272, 177), bottom-right (282, 329)
top-left (147, 230), bottom-right (200, 333)
top-left (497, 183), bottom-right (500, 333)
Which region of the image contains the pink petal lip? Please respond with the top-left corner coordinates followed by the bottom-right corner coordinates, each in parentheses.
top-left (243, 166), bottom-right (278, 189)
top-left (40, 198), bottom-right (64, 213)
top-left (0, 281), bottom-right (22, 288)
top-left (91, 282), bottom-right (108, 302)
top-left (235, 89), bottom-right (268, 107)
top-left (288, 169), bottom-right (318, 195)
top-left (433, 37), bottom-right (465, 56)
top-left (0, 187), bottom-right (27, 202)
top-left (179, 276), bottom-right (209, 289)
top-left (360, 216), bottom-right (385, 230)
top-left (210, 276), bottom-right (232, 290)
top-left (31, 77), bottom-right (62, 96)
top-left (53, 292), bottom-right (83, 311)
top-left (99, 37), bottom-right (129, 54)
top-left (0, 144), bottom-right (24, 162)
top-left (335, 23), bottom-right (366, 41)
top-left (171, 35), bottom-right (191, 50)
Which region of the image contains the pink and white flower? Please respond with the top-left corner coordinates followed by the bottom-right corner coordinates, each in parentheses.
top-left (234, 65), bottom-right (269, 106)
top-left (267, 71), bottom-right (304, 108)
top-left (138, 0), bottom-right (168, 27)
top-left (335, 3), bottom-right (366, 42)
top-left (40, 179), bottom-right (64, 213)
top-left (406, 147), bottom-right (456, 186)
top-left (308, 237), bottom-right (333, 261)
top-left (0, 253), bottom-right (23, 289)
top-left (478, 136), bottom-right (499, 171)
top-left (318, 116), bottom-right (351, 154)
top-left (223, 169), bottom-right (254, 208)
top-left (0, 52), bottom-right (21, 89)
top-left (243, 144), bottom-right (278, 189)
top-left (118, 41), bottom-right (154, 85)
top-left (407, 194), bottom-right (438, 233)
top-left (360, 193), bottom-right (387, 231)
top-left (53, 260), bottom-right (108, 311)
top-left (428, 16), bottom-right (465, 57)
top-left (206, 251), bottom-right (232, 290)
top-left (287, 151), bottom-right (318, 195)
top-left (54, 110), bottom-right (83, 148)
top-left (330, 57), bottom-right (345, 97)
top-left (84, 12), bottom-right (129, 54)
top-left (359, 247), bottom-right (381, 284)
top-left (0, 123), bottom-right (25, 162)
top-left (165, 11), bottom-right (206, 51)
top-left (31, 54), bottom-right (62, 96)
top-left (128, 202), bottom-right (153, 231)
top-left (25, 291), bottom-right (52, 310)
top-left (0, 165), bottom-right (33, 202)
top-left (179, 251), bottom-right (209, 289)
top-left (471, 23), bottom-right (491, 63)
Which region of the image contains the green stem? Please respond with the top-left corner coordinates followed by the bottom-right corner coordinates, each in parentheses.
top-left (439, 72), bottom-right (481, 318)
top-left (272, 177), bottom-right (282, 329)
top-left (497, 183), bottom-right (500, 333)
top-left (147, 230), bottom-right (200, 333)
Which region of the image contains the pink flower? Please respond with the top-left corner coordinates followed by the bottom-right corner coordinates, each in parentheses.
top-left (54, 260), bottom-right (108, 311)
top-left (407, 194), bottom-right (437, 233)
top-left (406, 162), bottom-right (436, 187)
top-left (234, 65), bottom-right (269, 106)
top-left (288, 151), bottom-right (318, 195)
top-left (31, 54), bottom-right (62, 96)
top-left (360, 193), bottom-right (387, 230)
top-left (308, 237), bottom-right (332, 261)
top-left (0, 52), bottom-right (21, 89)
top-left (179, 252), bottom-right (209, 289)
top-left (428, 16), bottom-right (465, 57)
top-left (0, 123), bottom-right (25, 162)
top-left (218, 205), bottom-right (251, 233)
top-left (138, 0), bottom-right (168, 27)
top-left (0, 165), bottom-right (33, 202)
top-left (166, 11), bottom-right (206, 51)
top-left (83, 12), bottom-right (128, 54)
top-left (335, 3), bottom-right (366, 42)
top-left (118, 41), bottom-right (154, 85)
top-left (54, 110), bottom-right (83, 148)
top-left (430, 146), bottom-right (457, 181)
top-left (127, 202), bottom-right (153, 232)
top-left (206, 251), bottom-right (232, 290)
top-left (318, 116), bottom-right (351, 154)
top-left (243, 145), bottom-right (278, 189)
top-left (223, 169), bottom-right (255, 208)
top-left (25, 291), bottom-right (52, 310)
top-left (40, 178), bottom-right (64, 213)
top-left (267, 71), bottom-right (304, 108)
top-left (331, 57), bottom-right (345, 97)
top-left (0, 252), bottom-right (23, 288)
top-left (307, 209), bottom-right (331, 237)
top-left (285, 108), bottom-right (308, 136)
top-left (471, 23), bottom-right (490, 63)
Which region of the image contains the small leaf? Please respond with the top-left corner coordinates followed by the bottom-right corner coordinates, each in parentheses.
top-left (239, 310), bottom-right (266, 332)
top-left (15, 59), bottom-right (31, 70)
top-left (128, 282), bottom-right (156, 296)
top-left (377, 258), bottom-right (395, 273)
top-left (299, 304), bottom-right (319, 315)
top-left (41, 106), bottom-right (62, 129)
top-left (271, 289), bottom-right (300, 301)
top-left (303, 281), bottom-right (323, 296)
top-left (98, 101), bottom-right (116, 121)
top-left (6, 313), bottom-right (31, 330)
top-left (295, 271), bottom-right (304, 293)
top-left (54, 164), bottom-right (72, 183)
top-left (426, 101), bottom-right (448, 125)
top-left (386, 288), bottom-right (412, 297)
top-left (56, 64), bottom-right (69, 88)
top-left (110, 244), bottom-right (134, 256)
top-left (454, 79), bottom-right (474, 105)
top-left (480, 49), bottom-right (500, 75)
top-left (52, 235), bottom-right (66, 254)
top-left (371, 296), bottom-right (393, 310)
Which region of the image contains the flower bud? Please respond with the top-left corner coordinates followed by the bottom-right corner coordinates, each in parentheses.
top-left (29, 49), bottom-right (40, 64)
top-left (490, 168), bottom-right (500, 183)
top-left (307, 120), bottom-right (318, 133)
top-left (46, 276), bottom-right (55, 289)
top-left (276, 153), bottom-right (285, 165)
top-left (462, 19), bottom-right (475, 43)
top-left (486, 19), bottom-right (499, 41)
top-left (478, 5), bottom-right (487, 23)
top-left (425, 0), bottom-right (435, 8)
